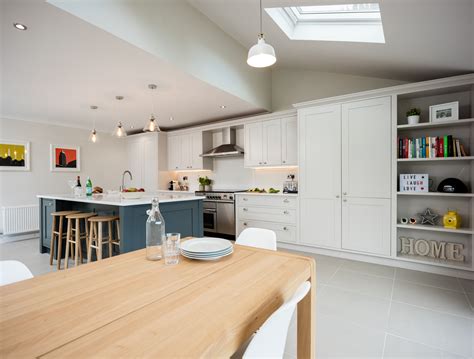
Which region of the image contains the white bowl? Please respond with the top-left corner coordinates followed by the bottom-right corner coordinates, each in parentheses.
top-left (121, 192), bottom-right (143, 199)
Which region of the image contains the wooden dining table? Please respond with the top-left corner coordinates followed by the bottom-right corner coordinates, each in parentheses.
top-left (0, 240), bottom-right (316, 358)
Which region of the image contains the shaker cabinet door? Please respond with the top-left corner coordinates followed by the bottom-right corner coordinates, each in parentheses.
top-left (281, 116), bottom-right (297, 166)
top-left (342, 97), bottom-right (391, 199)
top-left (262, 119), bottom-right (282, 166)
top-left (244, 122), bottom-right (264, 167)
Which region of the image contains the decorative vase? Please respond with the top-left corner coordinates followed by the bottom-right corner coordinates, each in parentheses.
top-left (407, 115), bottom-right (420, 125)
top-left (443, 210), bottom-right (461, 229)
top-left (204, 185), bottom-right (212, 191)
top-left (198, 184), bottom-right (204, 191)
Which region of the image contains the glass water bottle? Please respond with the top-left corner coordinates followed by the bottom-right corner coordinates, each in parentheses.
top-left (145, 198), bottom-right (165, 260)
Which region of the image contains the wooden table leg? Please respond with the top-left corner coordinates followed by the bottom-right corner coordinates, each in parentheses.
top-left (297, 260), bottom-right (316, 359)
top-left (74, 219), bottom-right (80, 267)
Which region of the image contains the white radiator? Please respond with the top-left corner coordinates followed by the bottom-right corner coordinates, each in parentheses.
top-left (1, 205), bottom-right (39, 235)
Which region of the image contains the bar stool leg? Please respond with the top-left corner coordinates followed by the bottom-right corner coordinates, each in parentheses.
top-left (74, 218), bottom-right (80, 267)
top-left (108, 221), bottom-right (113, 257)
top-left (57, 215), bottom-right (64, 270)
top-left (98, 222), bottom-right (103, 261)
top-left (65, 218), bottom-right (71, 269)
top-left (87, 221), bottom-right (94, 263)
top-left (49, 215), bottom-right (57, 266)
top-left (115, 219), bottom-right (121, 253)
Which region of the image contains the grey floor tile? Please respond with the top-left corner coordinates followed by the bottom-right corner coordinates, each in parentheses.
top-left (388, 302), bottom-right (473, 358)
top-left (341, 259), bottom-right (395, 278)
top-left (396, 268), bottom-right (463, 292)
top-left (392, 280), bottom-right (473, 318)
top-left (383, 334), bottom-right (444, 359)
top-left (458, 278), bottom-right (474, 294)
top-left (328, 269), bottom-right (394, 299)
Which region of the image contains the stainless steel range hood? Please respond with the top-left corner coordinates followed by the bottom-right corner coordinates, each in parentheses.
top-left (200, 127), bottom-right (244, 158)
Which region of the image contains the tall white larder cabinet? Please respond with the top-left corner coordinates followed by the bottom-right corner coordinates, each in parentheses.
top-left (126, 132), bottom-right (167, 191)
top-left (298, 96), bottom-right (392, 256)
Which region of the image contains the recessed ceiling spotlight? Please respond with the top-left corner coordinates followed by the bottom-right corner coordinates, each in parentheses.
top-left (13, 23), bottom-right (27, 31)
top-left (130, 125), bottom-right (134, 129)
top-left (220, 105), bottom-right (227, 109)
top-left (169, 116), bottom-right (174, 121)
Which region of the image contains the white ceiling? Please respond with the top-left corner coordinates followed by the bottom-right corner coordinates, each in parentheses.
top-left (1, 0), bottom-right (265, 132)
top-left (189, 0), bottom-right (474, 81)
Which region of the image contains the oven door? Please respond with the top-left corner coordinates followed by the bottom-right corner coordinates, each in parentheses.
top-left (203, 201), bottom-right (217, 233)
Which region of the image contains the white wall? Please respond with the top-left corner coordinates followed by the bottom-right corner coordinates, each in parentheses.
top-left (0, 118), bottom-right (127, 233)
top-left (271, 68), bottom-right (407, 111)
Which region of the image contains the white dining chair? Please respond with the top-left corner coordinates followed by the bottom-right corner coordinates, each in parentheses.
top-left (243, 281), bottom-right (311, 359)
top-left (0, 260), bottom-right (34, 286)
top-left (236, 228), bottom-right (277, 251)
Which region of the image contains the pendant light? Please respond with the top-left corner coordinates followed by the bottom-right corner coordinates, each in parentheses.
top-left (247, 0), bottom-right (276, 68)
top-left (89, 105), bottom-right (98, 143)
top-left (143, 84), bottom-right (161, 132)
top-left (112, 96), bottom-right (128, 138)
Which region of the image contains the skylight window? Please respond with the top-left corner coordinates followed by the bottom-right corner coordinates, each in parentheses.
top-left (265, 3), bottom-right (385, 43)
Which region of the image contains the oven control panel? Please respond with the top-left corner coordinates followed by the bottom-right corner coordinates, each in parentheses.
top-left (198, 192), bottom-right (234, 202)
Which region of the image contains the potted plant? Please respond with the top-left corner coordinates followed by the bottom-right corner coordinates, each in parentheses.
top-left (198, 176), bottom-right (212, 191)
top-left (406, 108), bottom-right (421, 125)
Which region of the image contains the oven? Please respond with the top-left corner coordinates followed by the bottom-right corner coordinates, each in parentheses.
top-left (203, 201), bottom-right (217, 233)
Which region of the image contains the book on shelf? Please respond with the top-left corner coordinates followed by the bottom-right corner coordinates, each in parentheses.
top-left (397, 135), bottom-right (470, 159)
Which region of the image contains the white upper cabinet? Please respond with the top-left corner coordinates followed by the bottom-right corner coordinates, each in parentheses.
top-left (281, 116), bottom-right (297, 166)
top-left (262, 119), bottom-right (282, 166)
top-left (244, 116), bottom-right (297, 168)
top-left (244, 122), bottom-right (264, 167)
top-left (167, 131), bottom-right (213, 171)
top-left (342, 97), bottom-right (392, 199)
top-left (298, 105), bottom-right (342, 249)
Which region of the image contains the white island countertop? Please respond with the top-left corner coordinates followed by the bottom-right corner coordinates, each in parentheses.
top-left (37, 191), bottom-right (205, 207)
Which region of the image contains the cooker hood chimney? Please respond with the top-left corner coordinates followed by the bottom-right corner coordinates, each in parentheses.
top-left (200, 127), bottom-right (244, 158)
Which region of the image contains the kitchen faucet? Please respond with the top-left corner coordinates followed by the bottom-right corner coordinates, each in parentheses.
top-left (120, 170), bottom-right (133, 191)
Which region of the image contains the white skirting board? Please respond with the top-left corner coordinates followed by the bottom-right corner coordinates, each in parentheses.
top-left (0, 231), bottom-right (40, 244)
top-left (278, 242), bottom-right (473, 280)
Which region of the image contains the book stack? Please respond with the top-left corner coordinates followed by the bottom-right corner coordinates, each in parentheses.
top-left (398, 135), bottom-right (469, 159)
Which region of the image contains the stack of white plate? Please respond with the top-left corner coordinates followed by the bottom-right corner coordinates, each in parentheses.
top-left (180, 237), bottom-right (233, 261)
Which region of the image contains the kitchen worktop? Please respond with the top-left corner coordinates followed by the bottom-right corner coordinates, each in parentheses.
top-left (37, 191), bottom-right (205, 207)
top-left (235, 192), bottom-right (298, 197)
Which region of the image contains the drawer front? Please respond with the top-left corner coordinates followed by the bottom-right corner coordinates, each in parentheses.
top-left (237, 206), bottom-right (297, 224)
top-left (237, 220), bottom-right (297, 244)
top-left (237, 195), bottom-right (297, 208)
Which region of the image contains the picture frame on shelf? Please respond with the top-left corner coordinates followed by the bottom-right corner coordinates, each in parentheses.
top-left (50, 144), bottom-right (80, 172)
top-left (0, 140), bottom-right (30, 171)
top-left (429, 101), bottom-right (459, 123)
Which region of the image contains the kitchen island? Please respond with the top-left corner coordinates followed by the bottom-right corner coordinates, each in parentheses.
top-left (37, 192), bottom-right (204, 255)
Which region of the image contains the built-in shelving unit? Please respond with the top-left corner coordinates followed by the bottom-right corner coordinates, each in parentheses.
top-left (397, 192), bottom-right (474, 198)
top-left (397, 117), bottom-right (474, 130)
top-left (395, 82), bottom-right (473, 273)
top-left (397, 223), bottom-right (473, 235)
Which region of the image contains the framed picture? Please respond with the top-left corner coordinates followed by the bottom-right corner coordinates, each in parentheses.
top-left (0, 140), bottom-right (30, 171)
top-left (50, 145), bottom-right (80, 172)
top-left (429, 101), bottom-right (459, 123)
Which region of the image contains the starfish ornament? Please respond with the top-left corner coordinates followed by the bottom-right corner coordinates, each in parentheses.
top-left (418, 208), bottom-right (438, 225)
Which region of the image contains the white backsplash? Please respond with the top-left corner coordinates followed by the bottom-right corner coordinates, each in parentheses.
top-left (169, 157), bottom-right (297, 192)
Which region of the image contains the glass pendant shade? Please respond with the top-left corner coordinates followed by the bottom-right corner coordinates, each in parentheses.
top-left (143, 114), bottom-right (161, 132)
top-left (247, 35), bottom-right (276, 68)
top-left (89, 129), bottom-right (98, 143)
top-left (113, 122), bottom-right (127, 138)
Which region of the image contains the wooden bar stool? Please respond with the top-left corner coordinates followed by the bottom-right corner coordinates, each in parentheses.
top-left (87, 216), bottom-right (120, 262)
top-left (49, 211), bottom-right (80, 270)
top-left (65, 212), bottom-right (97, 268)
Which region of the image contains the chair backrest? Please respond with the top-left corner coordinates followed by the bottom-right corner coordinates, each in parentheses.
top-left (243, 281), bottom-right (311, 359)
top-left (0, 260), bottom-right (34, 286)
top-left (236, 228), bottom-right (277, 251)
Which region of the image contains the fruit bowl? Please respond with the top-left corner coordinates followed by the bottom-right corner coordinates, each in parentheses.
top-left (121, 188), bottom-right (145, 199)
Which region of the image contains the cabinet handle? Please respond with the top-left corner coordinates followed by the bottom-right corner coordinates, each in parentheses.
top-left (243, 208), bottom-right (248, 212)
top-left (343, 199), bottom-right (347, 202)
top-left (259, 162), bottom-right (262, 165)
top-left (282, 160), bottom-right (286, 163)
top-left (336, 195), bottom-right (340, 198)
top-left (283, 226), bottom-right (288, 231)
top-left (243, 198), bottom-right (248, 201)
top-left (264, 162), bottom-right (267, 164)
top-left (343, 192), bottom-right (348, 195)
top-left (283, 199), bottom-right (289, 203)
top-left (283, 210), bottom-right (289, 215)
top-left (243, 222), bottom-right (248, 226)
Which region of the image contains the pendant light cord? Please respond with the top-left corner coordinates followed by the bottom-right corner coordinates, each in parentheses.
top-left (259, 0), bottom-right (263, 35)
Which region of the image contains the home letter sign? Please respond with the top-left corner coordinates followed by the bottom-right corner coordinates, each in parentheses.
top-left (399, 237), bottom-right (465, 262)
